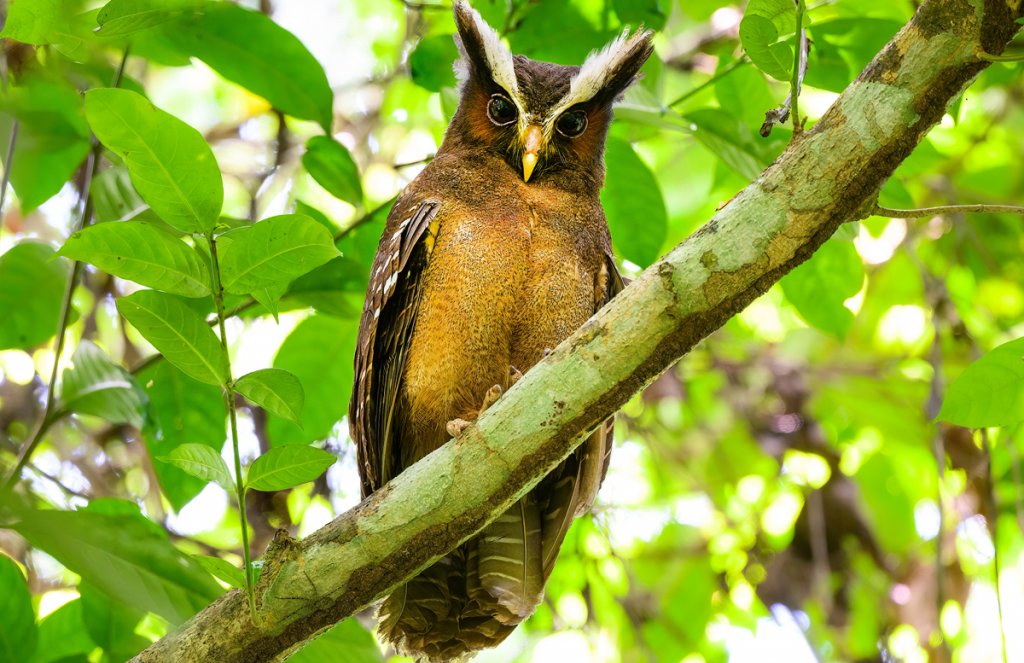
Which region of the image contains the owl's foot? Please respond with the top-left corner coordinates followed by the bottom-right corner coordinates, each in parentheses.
top-left (446, 384), bottom-right (504, 438)
top-left (508, 366), bottom-right (523, 386)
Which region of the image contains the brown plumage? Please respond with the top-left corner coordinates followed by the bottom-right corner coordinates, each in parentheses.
top-left (349, 3), bottom-right (652, 660)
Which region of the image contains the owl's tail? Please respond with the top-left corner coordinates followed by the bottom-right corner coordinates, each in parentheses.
top-left (377, 495), bottom-right (546, 662)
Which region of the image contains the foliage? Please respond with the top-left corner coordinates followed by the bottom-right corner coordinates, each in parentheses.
top-left (0, 0), bottom-right (1022, 662)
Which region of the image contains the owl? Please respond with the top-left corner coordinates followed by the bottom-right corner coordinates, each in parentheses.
top-left (349, 2), bottom-right (653, 660)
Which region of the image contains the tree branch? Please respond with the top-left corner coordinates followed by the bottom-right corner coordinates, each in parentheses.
top-left (132, 1), bottom-right (1023, 661)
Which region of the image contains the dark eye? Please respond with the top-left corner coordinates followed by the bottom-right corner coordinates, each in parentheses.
top-left (487, 94), bottom-right (517, 126)
top-left (556, 110), bottom-right (588, 138)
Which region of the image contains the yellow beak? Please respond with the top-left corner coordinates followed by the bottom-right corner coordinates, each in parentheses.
top-left (521, 124), bottom-right (543, 182)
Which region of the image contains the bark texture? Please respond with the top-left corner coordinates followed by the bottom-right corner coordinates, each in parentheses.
top-left (133, 1), bottom-right (1023, 661)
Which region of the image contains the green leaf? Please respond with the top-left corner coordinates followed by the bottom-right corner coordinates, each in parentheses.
top-left (302, 136), bottom-right (363, 205)
top-left (12, 505), bottom-right (222, 625)
top-left (58, 340), bottom-right (148, 428)
top-left (0, 242), bottom-right (71, 351)
top-left (284, 619), bottom-right (384, 663)
top-left (117, 290), bottom-right (228, 386)
top-left (162, 3), bottom-right (334, 130)
top-left (139, 362), bottom-right (226, 511)
top-left (745, 0), bottom-right (798, 35)
top-left (218, 214), bottom-right (340, 296)
top-left (158, 443), bottom-right (233, 491)
top-left (235, 368), bottom-right (304, 425)
top-left (268, 315), bottom-right (357, 446)
top-left (84, 88), bottom-right (223, 234)
top-left (938, 337), bottom-right (1024, 427)
top-left (95, 0), bottom-right (201, 38)
top-left (612, 0), bottom-right (667, 31)
top-left (246, 445), bottom-right (335, 492)
top-left (58, 220), bottom-right (212, 297)
top-left (0, 78), bottom-right (91, 211)
top-left (30, 600), bottom-right (95, 663)
top-left (0, 555), bottom-right (37, 663)
top-left (90, 166), bottom-right (163, 225)
top-left (79, 583), bottom-right (147, 662)
top-left (739, 14), bottom-right (793, 81)
top-left (780, 237), bottom-right (864, 339)
top-left (0, 0), bottom-right (63, 45)
top-left (191, 555), bottom-right (245, 590)
top-left (601, 137), bottom-right (667, 267)
top-left (409, 35), bottom-right (460, 92)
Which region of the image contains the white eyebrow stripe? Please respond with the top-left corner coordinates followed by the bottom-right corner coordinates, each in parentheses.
top-left (453, 1), bottom-right (519, 98)
top-left (544, 28), bottom-right (650, 132)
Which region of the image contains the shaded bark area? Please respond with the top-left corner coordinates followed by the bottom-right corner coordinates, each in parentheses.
top-left (133, 1), bottom-right (1023, 661)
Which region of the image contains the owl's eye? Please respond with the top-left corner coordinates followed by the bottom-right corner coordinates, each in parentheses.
top-left (487, 94), bottom-right (518, 126)
top-left (555, 110), bottom-right (588, 138)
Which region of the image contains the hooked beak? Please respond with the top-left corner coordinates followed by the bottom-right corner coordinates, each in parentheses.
top-left (521, 124), bottom-right (543, 182)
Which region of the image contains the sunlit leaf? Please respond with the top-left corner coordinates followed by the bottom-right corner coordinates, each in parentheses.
top-left (12, 504), bottom-right (223, 625)
top-left (938, 337), bottom-right (1024, 427)
top-left (780, 237), bottom-right (864, 339)
top-left (246, 445), bottom-right (335, 492)
top-left (158, 443), bottom-right (233, 491)
top-left (0, 555), bottom-right (37, 663)
top-left (602, 137), bottom-right (667, 267)
top-left (58, 220), bottom-right (212, 297)
top-left (84, 88), bottom-right (223, 234)
top-left (117, 290), bottom-right (228, 386)
top-left (739, 0), bottom-right (796, 82)
top-left (0, 243), bottom-right (71, 351)
top-left (95, 0), bottom-right (202, 38)
top-left (218, 214), bottom-right (340, 296)
top-left (163, 3), bottom-right (334, 130)
top-left (0, 0), bottom-right (64, 45)
top-left (58, 340), bottom-right (148, 428)
top-left (302, 136), bottom-right (363, 206)
top-left (191, 555), bottom-right (245, 590)
top-left (234, 368), bottom-right (304, 425)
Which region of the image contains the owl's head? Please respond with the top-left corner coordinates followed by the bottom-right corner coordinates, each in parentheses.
top-left (447, 1), bottom-right (653, 184)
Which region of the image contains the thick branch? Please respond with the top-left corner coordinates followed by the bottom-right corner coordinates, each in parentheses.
top-left (133, 1), bottom-right (1022, 661)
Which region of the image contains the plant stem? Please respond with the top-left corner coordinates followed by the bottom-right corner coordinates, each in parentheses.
top-left (207, 232), bottom-right (256, 618)
top-left (791, 0), bottom-right (807, 135)
top-left (1, 48), bottom-right (131, 493)
top-left (977, 50), bottom-right (1024, 62)
top-left (874, 203), bottom-right (1024, 218)
top-left (667, 58), bottom-right (748, 109)
top-left (0, 120), bottom-right (19, 242)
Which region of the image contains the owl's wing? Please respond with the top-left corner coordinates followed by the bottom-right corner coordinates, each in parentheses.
top-left (351, 199), bottom-right (440, 498)
top-left (539, 250), bottom-right (624, 576)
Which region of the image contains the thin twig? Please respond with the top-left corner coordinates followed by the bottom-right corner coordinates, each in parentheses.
top-left (761, 0), bottom-right (810, 138)
top-left (1, 48), bottom-right (132, 494)
top-left (981, 429), bottom-right (1008, 663)
top-left (977, 50), bottom-right (1024, 62)
top-left (874, 203), bottom-right (1024, 218)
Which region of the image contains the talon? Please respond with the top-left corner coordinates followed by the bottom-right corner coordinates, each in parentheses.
top-left (509, 366), bottom-right (523, 385)
top-left (481, 384), bottom-right (503, 411)
top-left (447, 418), bottom-right (472, 438)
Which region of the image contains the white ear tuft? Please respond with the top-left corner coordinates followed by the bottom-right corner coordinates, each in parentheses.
top-left (570, 28), bottom-right (651, 104)
top-left (452, 0), bottom-right (518, 95)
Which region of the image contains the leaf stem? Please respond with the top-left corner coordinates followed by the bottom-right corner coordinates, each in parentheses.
top-left (977, 50), bottom-right (1024, 62)
top-left (790, 0), bottom-right (807, 135)
top-left (207, 232), bottom-right (257, 619)
top-left (873, 203), bottom-right (1024, 218)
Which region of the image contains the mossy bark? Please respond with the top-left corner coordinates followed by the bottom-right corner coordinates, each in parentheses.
top-left (132, 1), bottom-right (1022, 661)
